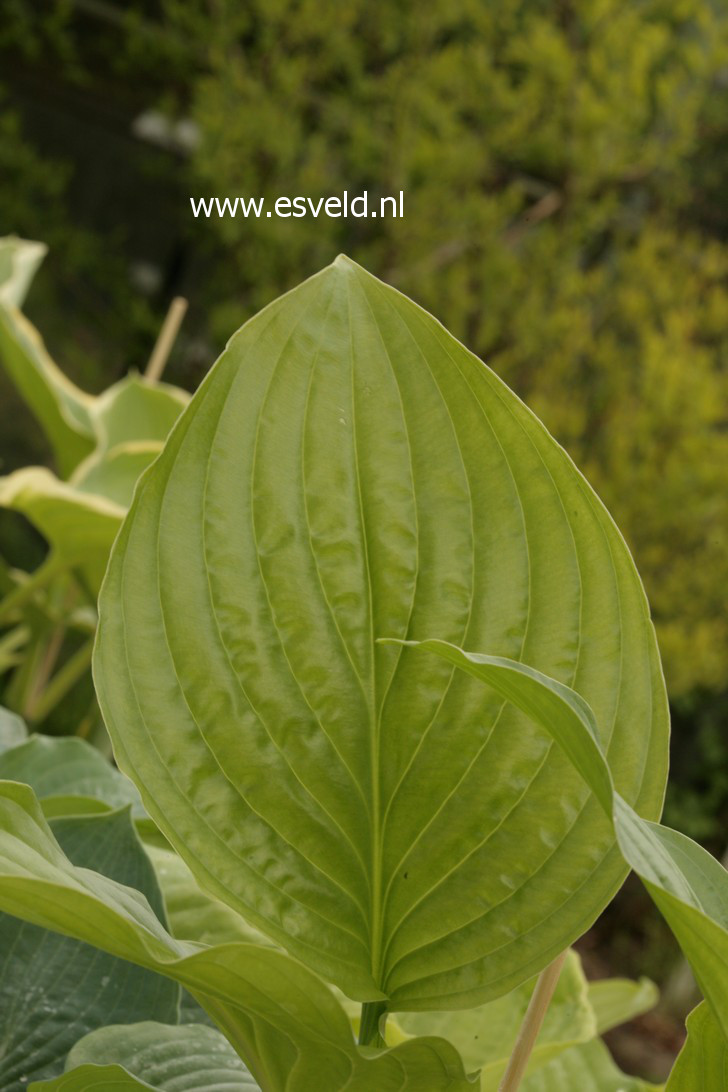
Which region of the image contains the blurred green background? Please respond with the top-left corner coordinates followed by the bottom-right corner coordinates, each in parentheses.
top-left (0, 0), bottom-right (726, 1062)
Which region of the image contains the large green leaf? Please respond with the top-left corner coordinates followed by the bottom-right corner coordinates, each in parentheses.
top-left (665, 1003), bottom-right (728, 1090)
top-left (33, 1022), bottom-right (259, 1091)
top-left (94, 256), bottom-right (668, 1009)
top-left (0, 808), bottom-right (178, 1090)
top-left (0, 781), bottom-right (476, 1091)
top-left (400, 640), bottom-right (728, 1042)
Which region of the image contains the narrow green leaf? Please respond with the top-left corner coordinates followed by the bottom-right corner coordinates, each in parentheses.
top-left (94, 256), bottom-right (668, 1009)
top-left (0, 807), bottom-right (178, 1089)
top-left (0, 624), bottom-right (30, 671)
top-left (0, 782), bottom-right (476, 1091)
top-left (665, 1003), bottom-right (728, 1090)
top-left (400, 640), bottom-right (728, 1041)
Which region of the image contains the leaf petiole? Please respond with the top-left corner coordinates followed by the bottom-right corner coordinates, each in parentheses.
top-left (359, 1000), bottom-right (388, 1048)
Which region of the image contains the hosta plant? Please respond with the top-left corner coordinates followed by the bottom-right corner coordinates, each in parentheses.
top-left (0, 258), bottom-right (727, 1089)
top-left (0, 236), bottom-right (189, 730)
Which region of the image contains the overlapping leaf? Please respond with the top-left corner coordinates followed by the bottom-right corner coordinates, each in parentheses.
top-left (0, 237), bottom-right (93, 475)
top-left (0, 732), bottom-right (143, 816)
top-left (0, 468), bottom-right (123, 589)
top-left (519, 1038), bottom-right (661, 1092)
top-left (0, 781), bottom-right (476, 1091)
top-left (0, 235), bottom-right (189, 620)
top-left (0, 807), bottom-right (178, 1089)
top-left (0, 236), bottom-right (47, 308)
top-left (665, 1003), bottom-right (728, 1090)
top-left (32, 1022), bottom-right (259, 1091)
top-left (95, 255), bottom-right (668, 1008)
top-left (399, 640), bottom-right (728, 1044)
top-left (0, 704), bottom-right (27, 751)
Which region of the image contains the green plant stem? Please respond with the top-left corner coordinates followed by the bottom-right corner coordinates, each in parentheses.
top-left (23, 620), bottom-right (66, 716)
top-left (25, 637), bottom-right (94, 723)
top-left (497, 950), bottom-right (568, 1092)
top-left (359, 1000), bottom-right (387, 1048)
top-left (0, 555), bottom-right (64, 624)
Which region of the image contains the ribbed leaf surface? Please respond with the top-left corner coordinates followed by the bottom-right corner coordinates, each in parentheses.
top-left (94, 256), bottom-right (668, 1007)
top-left (58, 1022), bottom-right (258, 1090)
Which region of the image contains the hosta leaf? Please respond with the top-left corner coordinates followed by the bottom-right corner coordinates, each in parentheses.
top-left (396, 949), bottom-right (595, 1086)
top-left (94, 256), bottom-right (668, 1008)
top-left (665, 1003), bottom-right (728, 1090)
top-left (88, 375), bottom-right (189, 452)
top-left (0, 705), bottom-right (27, 751)
top-left (31, 1066), bottom-right (157, 1091)
top-left (0, 733), bottom-right (143, 816)
top-left (0, 237), bottom-right (93, 475)
top-left (0, 782), bottom-right (475, 1091)
top-left (0, 468), bottom-right (123, 590)
top-left (71, 443), bottom-right (164, 509)
top-left (587, 976), bottom-right (658, 1034)
top-left (520, 1038), bottom-right (661, 1091)
top-left (40, 1022), bottom-right (259, 1091)
top-left (0, 235), bottom-right (47, 308)
top-left (148, 844), bottom-right (272, 1027)
top-left (0, 807), bottom-right (178, 1090)
top-left (403, 641), bottom-right (728, 1042)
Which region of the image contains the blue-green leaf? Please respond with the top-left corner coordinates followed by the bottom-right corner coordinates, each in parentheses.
top-left (0, 807), bottom-right (178, 1090)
